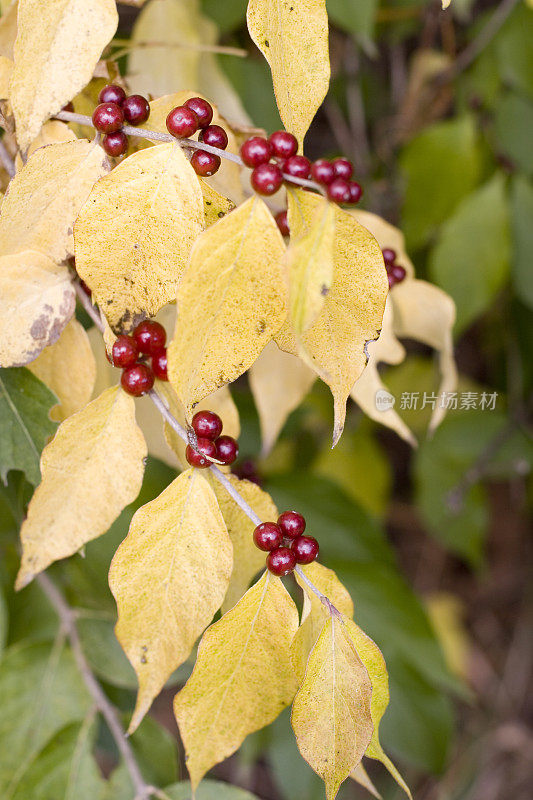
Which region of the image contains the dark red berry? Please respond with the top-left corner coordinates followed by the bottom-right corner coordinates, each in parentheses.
top-left (184, 97), bottom-right (213, 128)
top-left (382, 248), bottom-right (396, 266)
top-left (186, 437), bottom-right (217, 468)
top-left (121, 363), bottom-right (154, 396)
top-left (327, 177), bottom-right (351, 204)
top-left (278, 510), bottom-right (306, 539)
top-left (98, 84), bottom-right (126, 106)
top-left (282, 155), bottom-right (311, 180)
top-left (192, 410), bottom-right (223, 441)
top-left (269, 131), bottom-right (298, 160)
top-left (166, 106), bottom-right (199, 138)
top-left (390, 264), bottom-right (406, 284)
top-left (311, 159), bottom-right (335, 185)
top-left (240, 136), bottom-right (272, 168)
top-left (102, 130), bottom-right (128, 157)
top-left (199, 125), bottom-right (228, 150)
top-left (251, 163), bottom-right (283, 195)
top-left (111, 334), bottom-right (138, 368)
top-left (348, 180), bottom-right (363, 205)
top-left (267, 547), bottom-right (296, 576)
top-left (275, 210), bottom-right (290, 237)
top-left (61, 101), bottom-right (74, 113)
top-left (190, 149), bottom-right (221, 176)
top-left (133, 320), bottom-right (166, 355)
top-left (151, 349), bottom-right (168, 381)
top-left (291, 535), bottom-right (319, 564)
top-left (123, 94), bottom-right (150, 125)
top-left (332, 157), bottom-right (353, 180)
top-left (253, 522), bottom-right (283, 551)
top-left (92, 102), bottom-right (124, 134)
top-left (216, 435), bottom-right (239, 465)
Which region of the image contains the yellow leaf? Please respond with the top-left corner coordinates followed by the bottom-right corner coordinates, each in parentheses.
top-left (291, 614), bottom-right (374, 800)
top-left (246, 0), bottom-right (330, 143)
top-left (109, 468), bottom-right (233, 733)
top-left (174, 571), bottom-right (299, 789)
top-left (11, 0), bottom-right (118, 150)
top-left (0, 1), bottom-right (17, 60)
top-left (0, 140), bottom-right (108, 262)
top-left (354, 210), bottom-right (415, 279)
top-left (425, 592), bottom-right (470, 681)
top-left (25, 119), bottom-right (77, 156)
top-left (28, 318), bottom-right (96, 421)
top-left (168, 196), bottom-right (286, 416)
top-left (350, 763), bottom-right (382, 799)
top-left (0, 53), bottom-right (12, 97)
top-left (200, 179), bottom-right (236, 227)
top-left (16, 386), bottom-right (146, 589)
top-left (74, 143), bottom-right (204, 332)
top-left (0, 250), bottom-right (75, 367)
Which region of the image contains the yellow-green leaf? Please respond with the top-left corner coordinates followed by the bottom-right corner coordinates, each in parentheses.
top-left (16, 386), bottom-right (146, 589)
top-left (200, 179), bottom-right (236, 226)
top-left (174, 571), bottom-right (299, 789)
top-left (109, 468), bottom-right (233, 733)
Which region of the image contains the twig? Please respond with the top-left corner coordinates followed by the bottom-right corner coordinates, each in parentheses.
top-left (0, 138), bottom-right (16, 177)
top-left (344, 42), bottom-right (370, 178)
top-left (111, 38), bottom-right (248, 58)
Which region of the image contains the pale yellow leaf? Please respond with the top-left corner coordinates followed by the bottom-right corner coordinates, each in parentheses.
top-left (16, 386), bottom-right (146, 589)
top-left (168, 196), bottom-right (286, 416)
top-left (0, 250), bottom-right (75, 367)
top-left (350, 763), bottom-right (382, 799)
top-left (354, 210), bottom-right (415, 278)
top-left (425, 592), bottom-right (470, 681)
top-left (174, 571), bottom-right (299, 789)
top-left (26, 119), bottom-right (77, 156)
top-left (0, 53), bottom-right (12, 97)
top-left (28, 318), bottom-right (96, 421)
top-left (11, 0), bottom-right (118, 149)
top-left (247, 0), bottom-right (330, 143)
top-left (109, 468), bottom-right (233, 733)
top-left (0, 139), bottom-right (108, 262)
top-left (200, 179), bottom-right (236, 226)
top-left (74, 143), bottom-right (204, 332)
top-left (0, 1), bottom-right (17, 60)
top-left (442, 0), bottom-right (451, 8)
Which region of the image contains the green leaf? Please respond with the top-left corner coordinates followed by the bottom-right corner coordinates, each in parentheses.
top-left (493, 91), bottom-right (533, 176)
top-left (495, 4), bottom-right (533, 100)
top-left (327, 0), bottom-right (379, 41)
top-left (510, 175), bottom-right (533, 310)
top-left (201, 0), bottom-right (247, 33)
top-left (0, 367), bottom-right (57, 486)
top-left (164, 780), bottom-right (261, 799)
top-left (77, 615), bottom-right (137, 688)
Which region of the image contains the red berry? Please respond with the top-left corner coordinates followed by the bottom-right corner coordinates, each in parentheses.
top-left (151, 349), bottom-right (168, 381)
top-left (133, 320), bottom-right (166, 355)
top-left (186, 437), bottom-right (217, 468)
top-left (184, 97), bottom-right (213, 128)
top-left (92, 103), bottom-right (124, 134)
top-left (123, 94), bottom-right (150, 125)
top-left (192, 410), bottom-right (223, 440)
top-left (269, 131), bottom-right (298, 160)
top-left (190, 149), bottom-right (221, 176)
top-left (121, 363), bottom-right (154, 396)
top-left (348, 181), bottom-right (363, 204)
top-left (240, 136), bottom-right (272, 168)
top-left (282, 155), bottom-right (311, 180)
top-left (253, 522), bottom-right (283, 551)
top-left (327, 177), bottom-right (351, 204)
top-left (390, 264), bottom-right (407, 284)
top-left (278, 510), bottom-right (306, 539)
top-left (98, 84), bottom-right (126, 106)
top-left (199, 125), bottom-right (228, 150)
top-left (102, 130), bottom-right (128, 157)
top-left (62, 101), bottom-right (74, 113)
top-left (382, 248), bottom-right (396, 266)
top-left (291, 535), bottom-right (319, 564)
top-left (251, 163), bottom-right (283, 195)
top-left (216, 435), bottom-right (239, 465)
top-left (166, 106), bottom-right (199, 138)
top-left (267, 547), bottom-right (296, 576)
top-left (111, 334), bottom-right (138, 368)
top-left (332, 157), bottom-right (353, 180)
top-left (275, 210), bottom-right (290, 237)
top-left (311, 159), bottom-right (335, 185)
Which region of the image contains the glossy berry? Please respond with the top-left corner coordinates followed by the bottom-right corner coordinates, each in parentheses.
top-left (278, 510), bottom-right (306, 539)
top-left (98, 84), bottom-right (126, 106)
top-left (348, 180), bottom-right (363, 205)
top-left (267, 547), bottom-right (296, 576)
top-left (251, 163), bottom-right (283, 195)
top-left (291, 535), bottom-right (319, 564)
top-left (240, 136), bottom-right (272, 168)
top-left (186, 437), bottom-right (217, 468)
top-left (311, 159), bottom-right (335, 185)
top-left (192, 410), bottom-right (223, 441)
top-left (381, 248), bottom-right (396, 266)
top-left (123, 94), bottom-right (150, 125)
top-left (216, 435), bottom-right (239, 465)
top-left (166, 106), bottom-right (198, 138)
top-left (92, 102), bottom-right (124, 134)
top-left (199, 124), bottom-right (228, 150)
top-left (102, 130), bottom-right (128, 157)
top-left (327, 177), bottom-right (351, 204)
top-left (151, 349), bottom-right (168, 381)
top-left (184, 97), bottom-right (213, 128)
top-left (133, 320), bottom-right (166, 355)
top-left (388, 264), bottom-right (407, 288)
top-left (332, 157), bottom-right (353, 180)
top-left (275, 210), bottom-right (290, 237)
top-left (282, 155), bottom-right (311, 180)
top-left (269, 130), bottom-right (298, 160)
top-left (190, 149), bottom-right (221, 176)
top-left (121, 363), bottom-right (154, 396)
top-left (111, 334), bottom-right (138, 368)
top-left (253, 522), bottom-right (283, 551)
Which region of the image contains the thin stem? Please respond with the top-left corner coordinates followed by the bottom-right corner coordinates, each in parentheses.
top-left (112, 38), bottom-right (248, 58)
top-left (0, 138), bottom-right (16, 177)
top-left (75, 283), bottom-right (104, 331)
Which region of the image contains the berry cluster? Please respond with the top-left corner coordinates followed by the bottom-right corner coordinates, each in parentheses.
top-left (92, 84), bottom-right (150, 157)
top-left (186, 410), bottom-right (239, 469)
top-left (253, 511), bottom-right (319, 577)
top-left (165, 97), bottom-right (225, 177)
top-left (382, 248), bottom-right (407, 289)
top-left (109, 320), bottom-right (168, 396)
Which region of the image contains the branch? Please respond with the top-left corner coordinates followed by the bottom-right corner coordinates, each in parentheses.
top-left (0, 138), bottom-right (16, 177)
